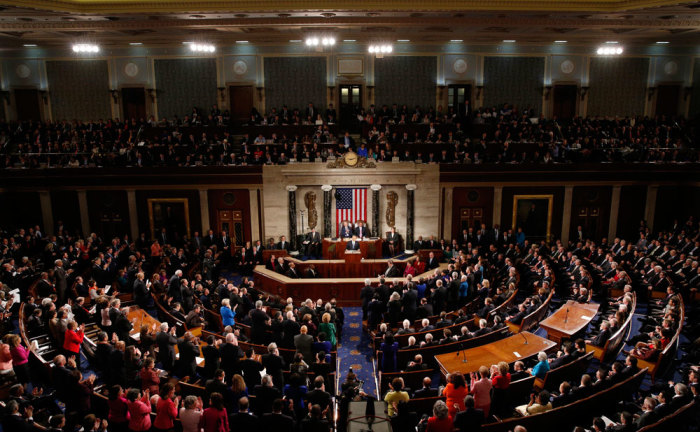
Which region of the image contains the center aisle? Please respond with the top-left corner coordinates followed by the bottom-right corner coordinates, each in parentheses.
top-left (337, 307), bottom-right (378, 398)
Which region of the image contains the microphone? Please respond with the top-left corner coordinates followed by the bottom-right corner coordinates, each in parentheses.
top-left (520, 332), bottom-right (528, 345)
top-left (564, 307), bottom-right (569, 324)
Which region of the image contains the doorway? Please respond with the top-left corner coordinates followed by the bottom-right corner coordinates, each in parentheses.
top-left (339, 84), bottom-right (362, 131)
top-left (121, 87), bottom-right (146, 122)
top-left (216, 209), bottom-right (245, 247)
top-left (229, 85), bottom-right (254, 124)
top-left (14, 89), bottom-right (41, 121)
top-left (552, 85), bottom-right (578, 119)
top-left (448, 84), bottom-right (472, 117)
top-left (655, 84), bottom-right (681, 117)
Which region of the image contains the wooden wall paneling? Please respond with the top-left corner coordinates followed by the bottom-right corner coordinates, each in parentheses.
top-left (450, 187), bottom-right (494, 240)
top-left (207, 190), bottom-right (252, 246)
top-left (50, 190), bottom-right (81, 235)
top-left (86, 190), bottom-right (130, 240)
top-left (616, 186), bottom-right (646, 240)
top-left (0, 191), bottom-right (42, 230)
top-left (654, 186), bottom-right (700, 231)
top-left (571, 186), bottom-right (612, 241)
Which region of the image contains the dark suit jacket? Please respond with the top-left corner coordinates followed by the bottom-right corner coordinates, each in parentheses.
top-left (591, 328), bottom-right (611, 347)
top-left (413, 387), bottom-right (438, 399)
top-left (339, 226), bottom-right (353, 238)
top-left (453, 407), bottom-right (484, 431)
top-left (260, 413), bottom-right (295, 431)
top-left (385, 265), bottom-right (401, 278)
top-left (229, 412), bottom-right (259, 429)
top-left (635, 411), bottom-right (658, 429)
top-left (307, 232), bottom-right (321, 243)
top-left (346, 240), bottom-right (360, 251)
top-left (354, 226), bottom-right (368, 238)
top-left (277, 241), bottom-right (290, 252)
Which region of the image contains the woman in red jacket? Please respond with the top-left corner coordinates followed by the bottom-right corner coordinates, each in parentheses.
top-left (63, 321), bottom-right (85, 358)
top-left (153, 383), bottom-right (180, 432)
top-left (199, 392), bottom-right (229, 432)
top-left (126, 388), bottom-right (152, 432)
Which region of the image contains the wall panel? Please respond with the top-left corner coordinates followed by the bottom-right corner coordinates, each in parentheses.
top-left (86, 190), bottom-right (130, 239)
top-left (207, 189), bottom-right (252, 244)
top-left (263, 57), bottom-right (326, 113)
top-left (571, 186), bottom-right (612, 241)
top-left (374, 56), bottom-right (437, 109)
top-left (0, 191), bottom-right (41, 230)
top-left (450, 187), bottom-right (494, 240)
top-left (483, 56), bottom-right (544, 115)
top-left (501, 186), bottom-right (565, 241)
top-left (135, 190), bottom-right (201, 242)
top-left (154, 58), bottom-right (217, 119)
top-left (654, 186), bottom-right (700, 230)
top-left (50, 190), bottom-right (81, 235)
top-left (689, 58), bottom-right (700, 119)
top-left (617, 185), bottom-right (646, 240)
top-left (587, 57), bottom-right (648, 117)
top-left (46, 60), bottom-right (110, 120)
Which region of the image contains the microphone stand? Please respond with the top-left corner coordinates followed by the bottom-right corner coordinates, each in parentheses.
top-left (455, 341), bottom-right (468, 363)
top-left (520, 332), bottom-right (528, 345)
top-left (564, 307), bottom-right (569, 324)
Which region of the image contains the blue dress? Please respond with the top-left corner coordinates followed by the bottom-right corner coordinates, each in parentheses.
top-left (220, 306), bottom-right (236, 327)
top-left (531, 360), bottom-right (550, 379)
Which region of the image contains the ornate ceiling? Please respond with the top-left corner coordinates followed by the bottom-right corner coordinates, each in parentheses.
top-left (0, 0), bottom-right (698, 49)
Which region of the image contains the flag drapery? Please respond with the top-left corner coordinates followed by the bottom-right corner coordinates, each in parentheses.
top-left (336, 188), bottom-right (367, 235)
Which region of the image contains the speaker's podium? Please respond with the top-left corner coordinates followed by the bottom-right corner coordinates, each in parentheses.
top-left (344, 249), bottom-right (363, 277)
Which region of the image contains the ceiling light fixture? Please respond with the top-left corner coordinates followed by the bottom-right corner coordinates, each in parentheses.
top-left (321, 37), bottom-right (336, 46)
top-left (72, 43), bottom-right (99, 53)
top-left (655, 41), bottom-right (669, 44)
top-left (503, 39), bottom-right (516, 43)
top-left (23, 44), bottom-right (37, 47)
top-left (235, 40), bottom-right (249, 44)
top-left (397, 39), bottom-right (410, 42)
top-left (190, 43), bottom-right (216, 52)
top-left (129, 42), bottom-right (142, 46)
top-left (368, 44), bottom-right (393, 56)
top-left (605, 41), bottom-right (619, 44)
top-left (450, 39), bottom-right (463, 42)
top-left (289, 39), bottom-right (302, 43)
top-left (596, 46), bottom-right (623, 55)
top-left (554, 40), bottom-right (567, 43)
top-left (343, 39), bottom-right (356, 42)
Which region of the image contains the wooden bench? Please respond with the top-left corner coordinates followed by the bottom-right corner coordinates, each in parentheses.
top-left (507, 289), bottom-right (554, 334)
top-left (586, 293), bottom-right (636, 362)
top-left (372, 318), bottom-right (478, 353)
top-left (534, 351), bottom-right (594, 392)
top-left (403, 396), bottom-right (446, 417)
top-left (378, 368), bottom-right (437, 396)
top-left (637, 400), bottom-right (696, 432)
top-left (636, 296), bottom-right (684, 381)
top-left (481, 368), bottom-right (648, 432)
top-left (376, 327), bottom-right (509, 371)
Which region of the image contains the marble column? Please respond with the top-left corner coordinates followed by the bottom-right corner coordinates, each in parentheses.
top-left (38, 191), bottom-right (54, 236)
top-left (493, 186), bottom-right (503, 228)
top-left (126, 189), bottom-right (139, 241)
top-left (370, 184), bottom-right (382, 237)
top-left (321, 185), bottom-right (333, 238)
top-left (77, 190), bottom-right (90, 236)
top-left (406, 184), bottom-right (417, 252)
top-left (199, 189), bottom-right (210, 235)
top-left (644, 185), bottom-right (659, 233)
top-left (608, 186), bottom-right (621, 241)
top-left (287, 185), bottom-right (298, 251)
top-left (561, 186), bottom-right (574, 245)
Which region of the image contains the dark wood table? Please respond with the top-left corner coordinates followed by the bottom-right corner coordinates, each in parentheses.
top-left (539, 300), bottom-right (600, 344)
top-left (322, 238), bottom-right (383, 259)
top-left (435, 332), bottom-right (557, 377)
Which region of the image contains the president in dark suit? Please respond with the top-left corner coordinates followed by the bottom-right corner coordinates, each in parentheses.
top-left (346, 235), bottom-right (361, 251)
top-left (305, 228), bottom-right (322, 258)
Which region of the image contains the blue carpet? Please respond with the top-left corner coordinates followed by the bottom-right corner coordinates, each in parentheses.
top-left (337, 307), bottom-right (378, 398)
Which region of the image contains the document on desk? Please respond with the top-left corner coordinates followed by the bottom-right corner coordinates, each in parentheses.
top-left (513, 351), bottom-right (521, 358)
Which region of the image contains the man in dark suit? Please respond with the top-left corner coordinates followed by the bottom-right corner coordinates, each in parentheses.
top-left (339, 221), bottom-right (353, 239)
top-left (412, 377), bottom-right (438, 399)
top-left (346, 235), bottom-right (361, 251)
top-left (635, 398), bottom-right (659, 429)
top-left (305, 228), bottom-right (322, 258)
top-left (205, 369), bottom-right (231, 404)
top-left (158, 227), bottom-right (169, 246)
top-left (305, 102), bottom-right (316, 120)
top-left (156, 323), bottom-right (178, 372)
top-left (260, 398), bottom-right (295, 431)
top-left (354, 221), bottom-right (368, 239)
top-left (204, 229), bottom-right (217, 248)
top-left (2, 400), bottom-right (35, 432)
top-left (177, 332), bottom-right (200, 378)
top-left (386, 227), bottom-right (400, 256)
top-left (413, 236), bottom-right (425, 251)
top-left (587, 320), bottom-right (611, 347)
top-left (427, 252), bottom-right (439, 270)
top-left (550, 343), bottom-right (575, 369)
top-left (253, 375), bottom-right (283, 416)
top-left (342, 131), bottom-right (355, 149)
top-left (453, 395), bottom-right (484, 432)
top-left (305, 264), bottom-right (319, 278)
top-left (360, 280), bottom-right (374, 320)
top-left (285, 262), bottom-right (300, 279)
top-left (253, 240), bottom-right (264, 264)
top-left (276, 236), bottom-right (290, 252)
top-left (229, 396), bottom-right (259, 428)
top-left (384, 260), bottom-right (401, 278)
top-left (133, 271), bottom-right (151, 309)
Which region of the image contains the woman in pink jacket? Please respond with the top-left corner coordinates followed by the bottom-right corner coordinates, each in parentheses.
top-left (470, 366), bottom-right (493, 417)
top-left (0, 340), bottom-right (14, 386)
top-left (153, 383), bottom-right (180, 432)
top-left (126, 388), bottom-right (152, 432)
top-left (6, 334), bottom-right (30, 384)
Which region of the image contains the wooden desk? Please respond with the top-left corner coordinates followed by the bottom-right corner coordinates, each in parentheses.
top-left (434, 332), bottom-right (557, 377)
top-left (322, 238), bottom-right (382, 259)
top-left (126, 306), bottom-right (161, 337)
top-left (539, 301), bottom-right (600, 344)
top-left (254, 262), bottom-right (449, 306)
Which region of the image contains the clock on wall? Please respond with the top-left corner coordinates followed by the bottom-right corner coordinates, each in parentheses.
top-left (343, 151), bottom-right (359, 166)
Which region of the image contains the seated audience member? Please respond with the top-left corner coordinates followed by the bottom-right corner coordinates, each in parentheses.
top-left (453, 395), bottom-right (484, 432)
top-left (413, 377), bottom-right (438, 399)
top-left (529, 352), bottom-right (550, 379)
top-left (515, 390), bottom-right (552, 416)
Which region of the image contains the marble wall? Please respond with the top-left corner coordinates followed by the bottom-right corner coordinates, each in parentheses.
top-left (262, 163), bottom-right (440, 246)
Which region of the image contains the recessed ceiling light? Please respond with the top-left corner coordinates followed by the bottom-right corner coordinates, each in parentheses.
top-left (397, 39), bottom-right (410, 42)
top-left (450, 39), bottom-right (463, 42)
top-left (343, 39), bottom-right (356, 42)
top-left (605, 41), bottom-right (618, 44)
top-left (129, 42), bottom-right (142, 46)
top-left (23, 44), bottom-right (37, 47)
top-left (554, 40), bottom-right (567, 43)
top-left (655, 41), bottom-right (670, 44)
top-left (236, 40), bottom-right (249, 44)
top-left (289, 39), bottom-right (302, 43)
top-left (182, 41), bottom-right (193, 44)
top-left (503, 39), bottom-right (516, 43)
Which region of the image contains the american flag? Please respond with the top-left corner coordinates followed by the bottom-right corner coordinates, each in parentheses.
top-left (336, 188), bottom-right (367, 235)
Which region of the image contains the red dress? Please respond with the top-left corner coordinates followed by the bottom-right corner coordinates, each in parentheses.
top-left (199, 407), bottom-right (229, 432)
top-left (426, 415), bottom-right (453, 432)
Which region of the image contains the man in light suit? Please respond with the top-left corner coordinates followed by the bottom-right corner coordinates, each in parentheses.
top-left (306, 228), bottom-right (322, 258)
top-left (354, 221), bottom-right (368, 239)
top-left (339, 221), bottom-right (353, 239)
top-left (346, 235), bottom-right (361, 251)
